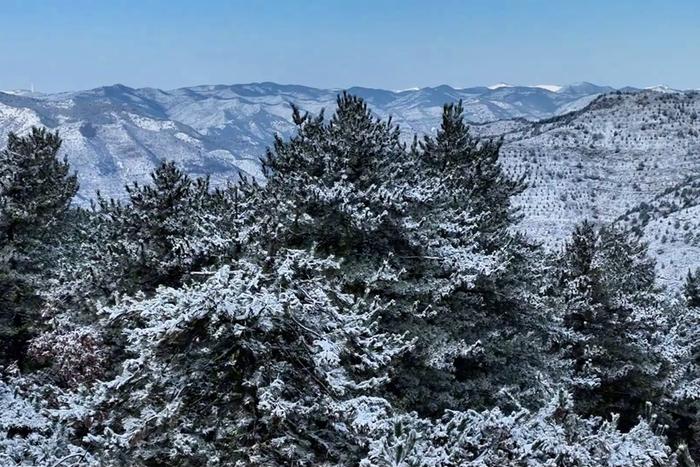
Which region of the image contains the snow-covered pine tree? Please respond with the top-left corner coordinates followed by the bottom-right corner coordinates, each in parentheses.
top-left (419, 100), bottom-right (524, 249)
top-left (252, 96), bottom-right (550, 416)
top-left (252, 94), bottom-right (479, 414)
top-left (557, 221), bottom-right (669, 429)
top-left (91, 161), bottom-right (239, 296)
top-left (41, 97), bottom-right (410, 465)
top-left (0, 128), bottom-right (78, 363)
top-left (249, 91), bottom-right (415, 361)
top-left (684, 269), bottom-right (700, 309)
top-left (77, 251), bottom-right (408, 465)
top-left (386, 101), bottom-right (549, 415)
top-left (254, 93), bottom-right (408, 262)
top-left (663, 268), bottom-right (700, 460)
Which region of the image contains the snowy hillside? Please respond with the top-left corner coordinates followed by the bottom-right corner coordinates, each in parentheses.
top-left (486, 90), bottom-right (700, 285)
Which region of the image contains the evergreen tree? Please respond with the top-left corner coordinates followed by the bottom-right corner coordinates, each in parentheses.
top-left (0, 128), bottom-right (77, 362)
top-left (91, 161), bottom-right (239, 296)
top-left (684, 269), bottom-right (700, 308)
top-left (79, 251), bottom-right (408, 465)
top-left (256, 93), bottom-right (408, 261)
top-left (664, 269), bottom-right (700, 459)
top-left (384, 101), bottom-right (548, 415)
top-left (665, 301), bottom-right (700, 461)
top-left (419, 100), bottom-right (524, 248)
top-left (557, 221), bottom-right (668, 429)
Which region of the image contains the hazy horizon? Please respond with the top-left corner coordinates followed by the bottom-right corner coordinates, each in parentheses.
top-left (3, 80), bottom-right (698, 95)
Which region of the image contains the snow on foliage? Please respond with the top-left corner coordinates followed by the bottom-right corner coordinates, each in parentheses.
top-left (0, 374), bottom-right (94, 466)
top-left (75, 250), bottom-right (408, 465)
top-left (362, 392), bottom-right (675, 467)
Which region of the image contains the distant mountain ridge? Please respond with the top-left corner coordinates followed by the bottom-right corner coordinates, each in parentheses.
top-left (0, 81), bottom-right (629, 201)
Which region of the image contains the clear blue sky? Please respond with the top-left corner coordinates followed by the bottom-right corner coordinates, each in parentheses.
top-left (1, 0), bottom-right (698, 92)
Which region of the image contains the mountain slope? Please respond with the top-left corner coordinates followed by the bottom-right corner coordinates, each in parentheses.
top-left (487, 90), bottom-right (700, 285)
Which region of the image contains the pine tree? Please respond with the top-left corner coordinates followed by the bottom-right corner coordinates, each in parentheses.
top-left (558, 221), bottom-right (602, 345)
top-left (684, 269), bottom-right (700, 308)
top-left (0, 128), bottom-right (77, 246)
top-left (254, 96), bottom-right (548, 416)
top-left (382, 101), bottom-right (548, 416)
top-left (256, 93), bottom-right (407, 260)
top-left (0, 127), bottom-right (77, 362)
top-left (419, 100), bottom-right (524, 249)
top-left (58, 95), bottom-right (411, 465)
top-left (250, 93), bottom-right (416, 334)
top-left (80, 251), bottom-right (408, 465)
top-left (557, 222), bottom-right (668, 429)
top-left (91, 161), bottom-right (239, 296)
top-left (664, 268), bottom-right (700, 459)
top-left (665, 299), bottom-right (700, 461)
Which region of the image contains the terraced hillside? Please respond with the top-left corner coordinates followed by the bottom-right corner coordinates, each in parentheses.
top-left (490, 91), bottom-right (700, 285)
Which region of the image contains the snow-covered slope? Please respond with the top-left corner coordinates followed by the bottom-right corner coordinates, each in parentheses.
top-left (481, 90), bottom-right (700, 286)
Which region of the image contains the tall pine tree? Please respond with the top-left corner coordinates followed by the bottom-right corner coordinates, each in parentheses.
top-left (387, 101), bottom-right (548, 415)
top-left (419, 100), bottom-right (524, 249)
top-left (0, 127), bottom-right (78, 362)
top-left (556, 221), bottom-right (668, 429)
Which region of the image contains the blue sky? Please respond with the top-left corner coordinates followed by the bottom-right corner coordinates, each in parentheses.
top-left (1, 0), bottom-right (698, 92)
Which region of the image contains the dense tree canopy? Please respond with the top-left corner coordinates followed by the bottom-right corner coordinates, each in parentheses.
top-left (0, 99), bottom-right (696, 466)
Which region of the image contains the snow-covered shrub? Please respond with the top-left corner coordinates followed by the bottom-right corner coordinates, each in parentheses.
top-left (362, 391), bottom-right (677, 467)
top-left (0, 374), bottom-right (94, 466)
top-left (28, 326), bottom-right (108, 388)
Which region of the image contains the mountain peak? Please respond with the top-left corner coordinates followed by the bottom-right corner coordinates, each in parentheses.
top-left (645, 84), bottom-right (679, 93)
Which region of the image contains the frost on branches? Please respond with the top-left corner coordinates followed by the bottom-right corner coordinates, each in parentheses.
top-left (0, 373), bottom-right (94, 466)
top-left (78, 250), bottom-right (408, 465)
top-left (362, 392), bottom-right (676, 467)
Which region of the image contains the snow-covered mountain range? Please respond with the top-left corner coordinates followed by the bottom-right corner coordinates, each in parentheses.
top-left (0, 81), bottom-right (618, 200)
top-left (1, 81), bottom-right (698, 285)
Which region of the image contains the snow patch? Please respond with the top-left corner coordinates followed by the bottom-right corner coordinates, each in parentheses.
top-left (487, 82), bottom-right (514, 90)
top-left (174, 132), bottom-right (200, 145)
top-left (127, 113), bottom-right (177, 131)
top-left (534, 84), bottom-right (563, 92)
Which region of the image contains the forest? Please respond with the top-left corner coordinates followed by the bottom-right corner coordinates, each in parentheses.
top-left (1, 93), bottom-right (700, 466)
